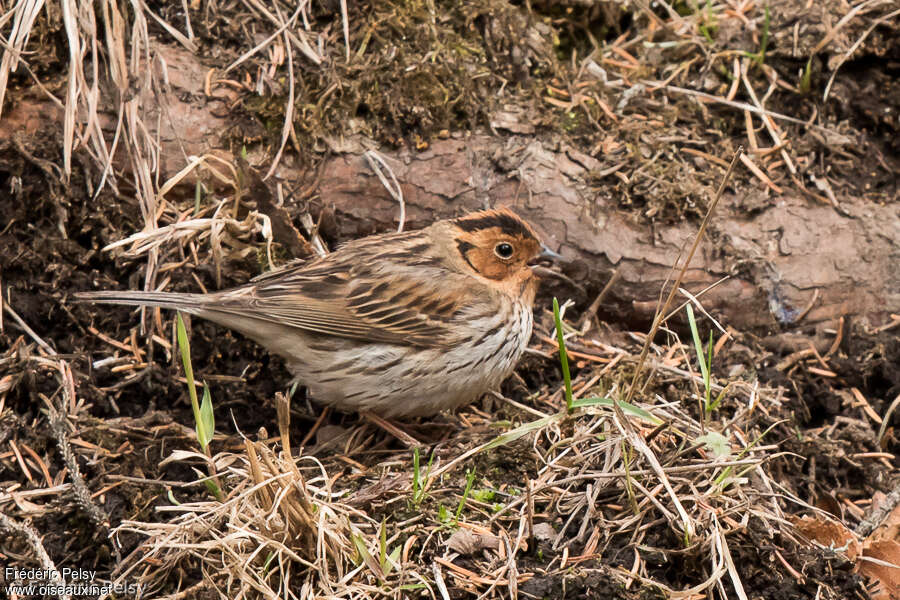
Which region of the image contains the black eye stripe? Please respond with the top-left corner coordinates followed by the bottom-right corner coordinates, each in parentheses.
top-left (456, 240), bottom-right (475, 256)
top-left (456, 239), bottom-right (477, 271)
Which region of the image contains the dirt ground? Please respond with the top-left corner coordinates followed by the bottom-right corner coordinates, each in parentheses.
top-left (1, 1), bottom-right (899, 599)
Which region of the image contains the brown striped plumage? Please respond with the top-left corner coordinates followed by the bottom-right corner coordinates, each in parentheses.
top-left (75, 208), bottom-right (556, 417)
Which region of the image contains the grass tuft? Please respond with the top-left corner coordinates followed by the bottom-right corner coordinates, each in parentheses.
top-left (410, 446), bottom-right (435, 509)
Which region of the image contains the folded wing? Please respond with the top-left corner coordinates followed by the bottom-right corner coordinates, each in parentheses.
top-left (209, 254), bottom-right (468, 348)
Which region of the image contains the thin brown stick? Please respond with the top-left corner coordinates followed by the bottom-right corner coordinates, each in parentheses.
top-left (625, 147), bottom-right (743, 405)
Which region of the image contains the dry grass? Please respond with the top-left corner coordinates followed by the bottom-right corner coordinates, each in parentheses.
top-left (84, 307), bottom-right (808, 598)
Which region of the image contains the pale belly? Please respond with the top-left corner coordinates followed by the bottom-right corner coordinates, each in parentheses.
top-left (289, 303), bottom-right (534, 417)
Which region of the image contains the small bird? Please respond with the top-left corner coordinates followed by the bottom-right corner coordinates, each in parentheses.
top-left (76, 208), bottom-right (560, 417)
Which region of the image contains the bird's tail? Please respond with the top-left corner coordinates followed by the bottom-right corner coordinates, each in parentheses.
top-left (73, 290), bottom-right (209, 313)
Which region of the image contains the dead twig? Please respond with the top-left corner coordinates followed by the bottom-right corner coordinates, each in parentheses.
top-left (626, 147), bottom-right (743, 405)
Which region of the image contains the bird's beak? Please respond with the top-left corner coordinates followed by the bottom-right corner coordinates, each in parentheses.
top-left (529, 244), bottom-right (565, 269)
top-left (531, 243), bottom-right (580, 289)
top-left (539, 244), bottom-right (564, 262)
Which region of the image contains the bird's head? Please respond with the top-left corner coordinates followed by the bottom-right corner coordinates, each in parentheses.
top-left (438, 208), bottom-right (561, 296)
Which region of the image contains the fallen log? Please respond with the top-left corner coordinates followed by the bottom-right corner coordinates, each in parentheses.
top-left (2, 42), bottom-right (897, 335)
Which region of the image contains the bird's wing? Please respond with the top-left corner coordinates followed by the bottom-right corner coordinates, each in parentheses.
top-left (208, 256), bottom-right (472, 348)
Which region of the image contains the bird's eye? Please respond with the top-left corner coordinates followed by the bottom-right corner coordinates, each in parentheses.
top-left (494, 242), bottom-right (514, 259)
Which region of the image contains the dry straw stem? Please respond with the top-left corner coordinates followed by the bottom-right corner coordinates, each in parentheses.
top-left (95, 153), bottom-right (275, 301)
top-left (625, 146), bottom-right (743, 406)
top-left (261, 2), bottom-right (303, 180)
top-left (112, 450), bottom-right (347, 595)
top-left (3, 300), bottom-right (55, 355)
top-left (609, 146), bottom-right (742, 542)
top-left (1, 3), bottom-right (858, 596)
top-left (484, 371), bottom-right (779, 595)
top-left (738, 59), bottom-right (795, 176)
top-left (109, 432), bottom-right (432, 597)
top-left (239, 0), bottom-right (321, 66)
top-left (811, 0), bottom-right (895, 55)
top-left (101, 361), bottom-right (789, 597)
top-left (364, 150), bottom-right (406, 233)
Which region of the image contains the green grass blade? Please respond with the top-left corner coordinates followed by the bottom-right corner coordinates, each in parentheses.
top-left (379, 519), bottom-right (387, 568)
top-left (385, 545), bottom-right (401, 576)
top-left (194, 180), bottom-right (202, 215)
top-left (351, 533), bottom-right (371, 566)
top-left (483, 396), bottom-right (663, 452)
top-left (176, 313), bottom-right (197, 402)
top-left (759, 6), bottom-right (770, 63)
top-left (552, 297), bottom-right (574, 413)
top-left (203, 479), bottom-right (221, 498)
top-left (705, 329), bottom-right (714, 412)
top-left (198, 384), bottom-right (214, 451)
top-left (483, 414), bottom-right (562, 451)
top-left (685, 304), bottom-right (710, 385)
top-left (455, 468), bottom-right (476, 522)
top-left (697, 431), bottom-right (731, 458)
top-left (176, 313), bottom-right (205, 442)
top-left (412, 447), bottom-right (421, 503)
top-left (570, 396), bottom-right (664, 425)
